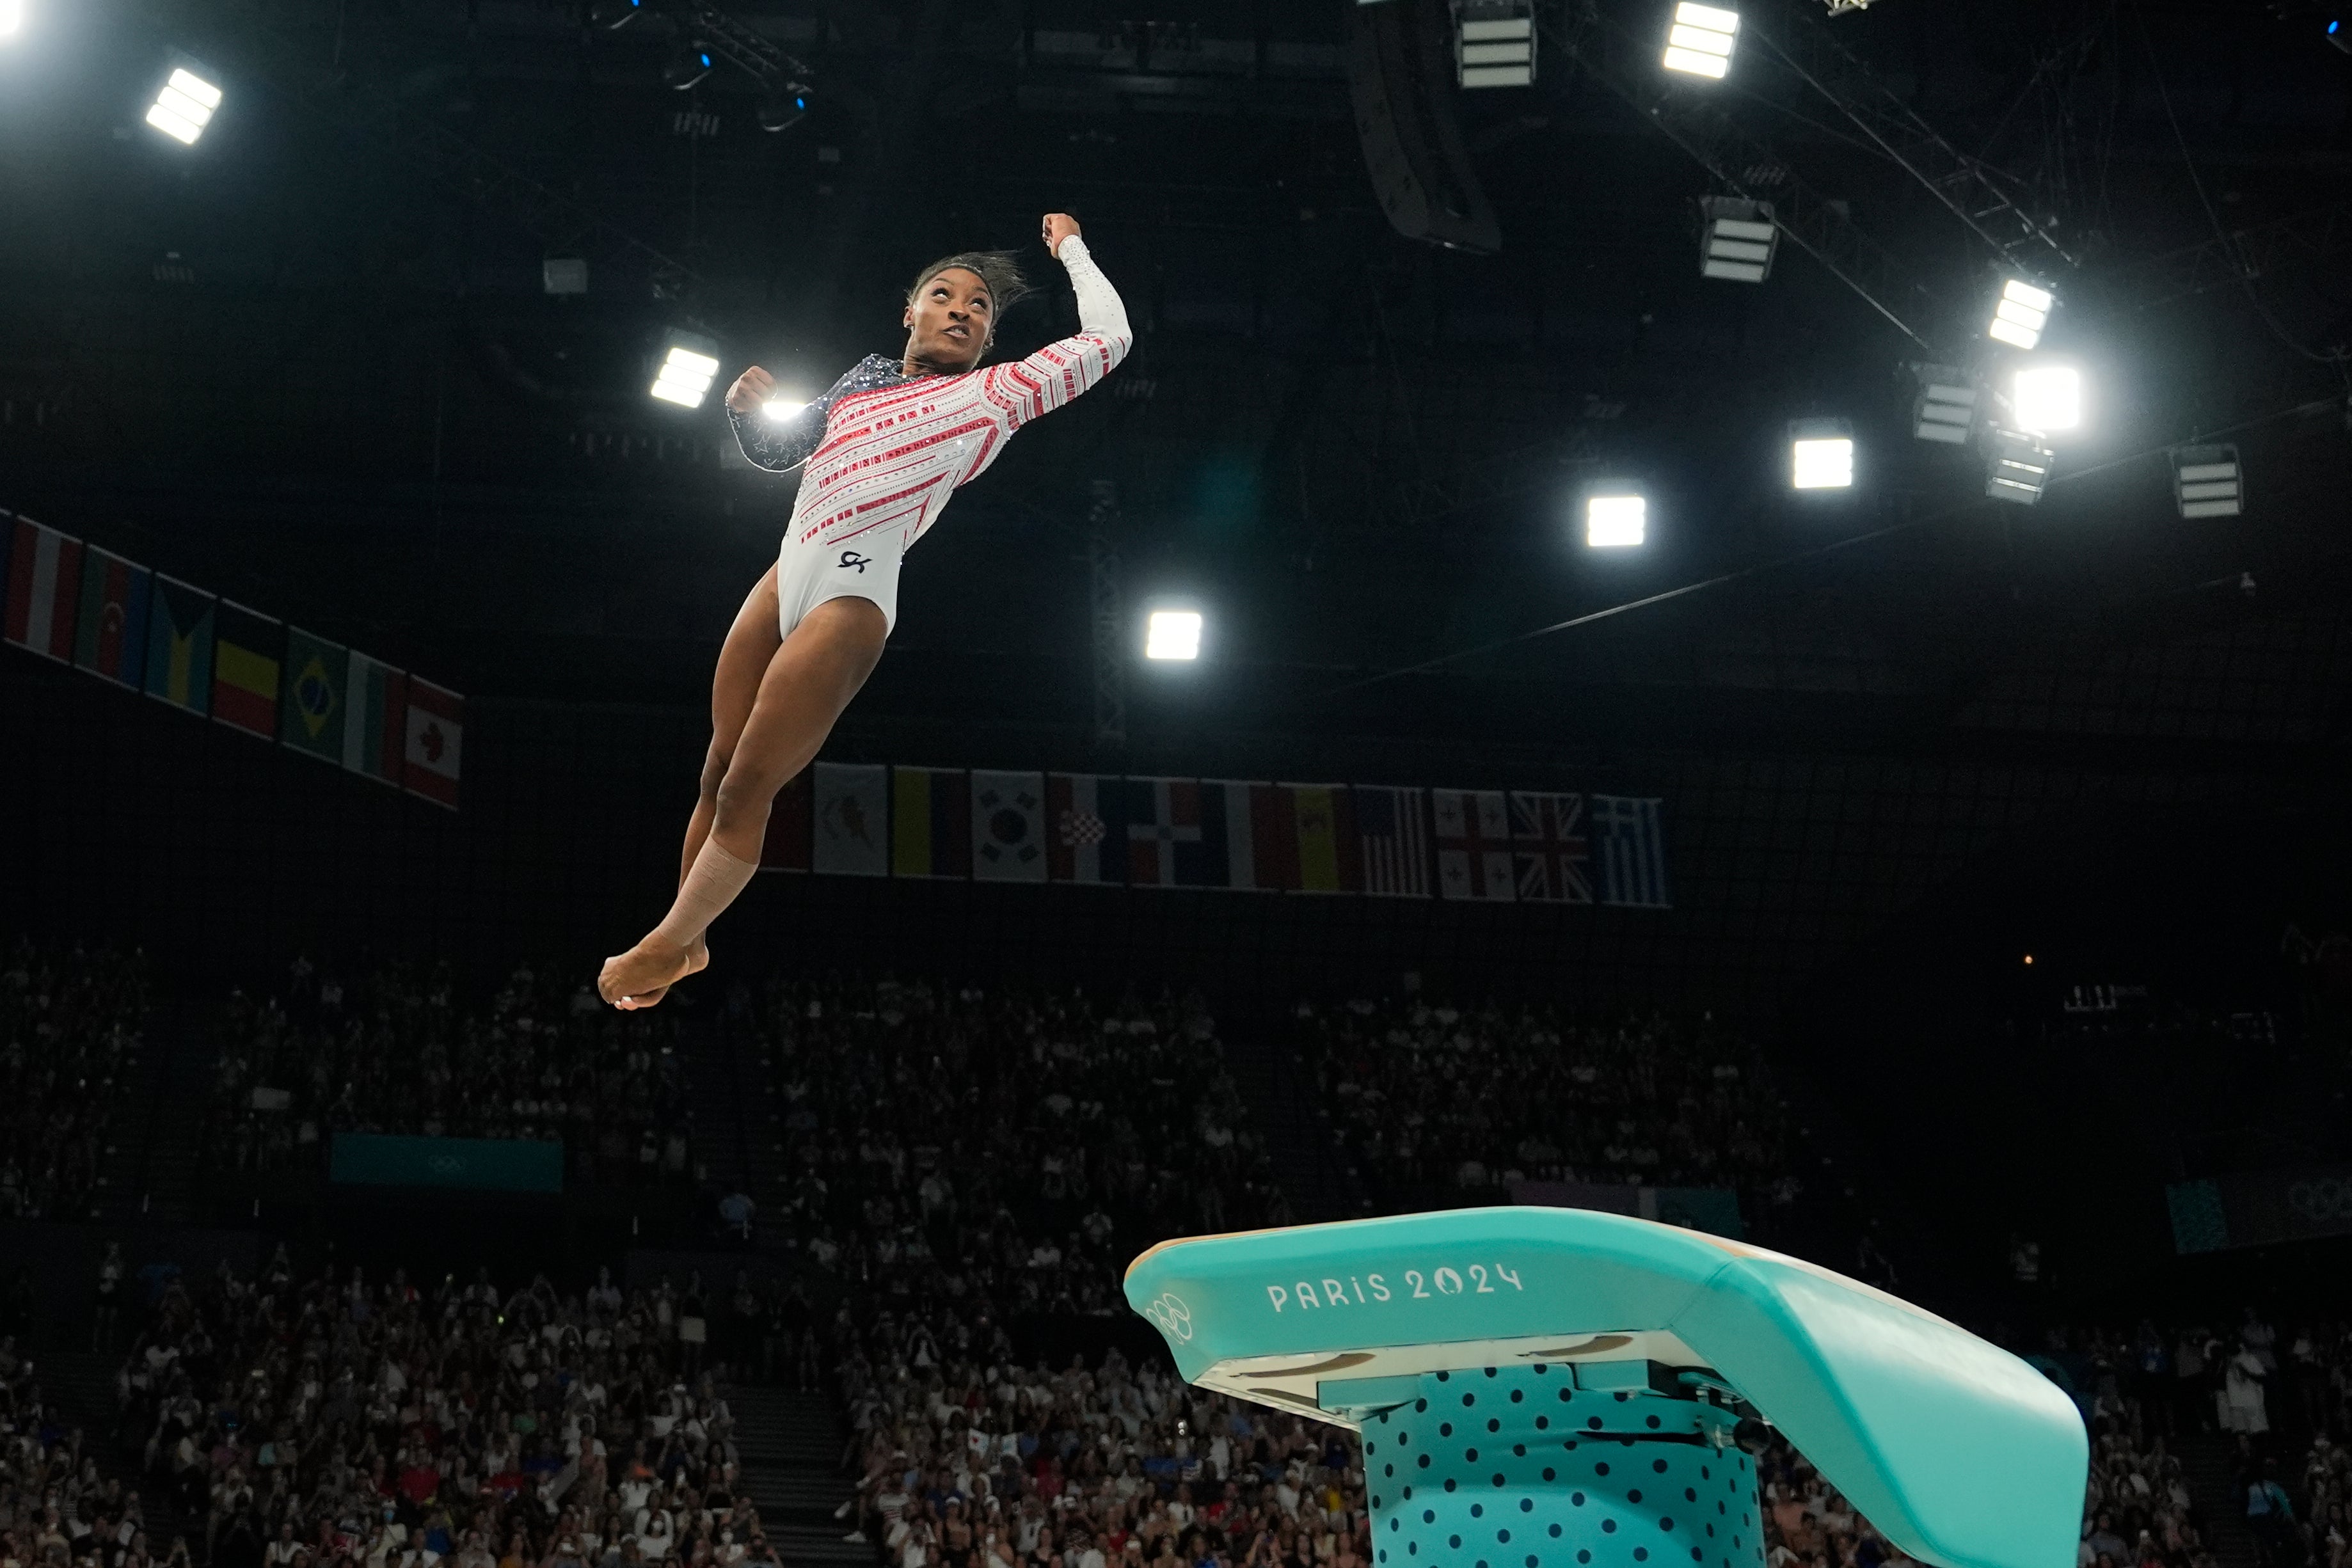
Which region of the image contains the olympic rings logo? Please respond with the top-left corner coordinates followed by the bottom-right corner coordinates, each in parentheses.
top-left (2288, 1179), bottom-right (2352, 1224)
top-left (1143, 1292), bottom-right (1194, 1342)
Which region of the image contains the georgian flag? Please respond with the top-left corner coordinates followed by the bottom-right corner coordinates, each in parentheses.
top-left (1433, 788), bottom-right (1515, 902)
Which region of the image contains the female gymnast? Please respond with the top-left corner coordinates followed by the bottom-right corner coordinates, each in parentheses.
top-left (598, 212), bottom-right (1131, 1008)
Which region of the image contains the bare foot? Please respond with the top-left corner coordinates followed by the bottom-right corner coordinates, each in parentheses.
top-left (599, 936), bottom-right (707, 1010)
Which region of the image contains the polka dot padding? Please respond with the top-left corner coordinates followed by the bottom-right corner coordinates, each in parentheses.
top-left (1362, 1366), bottom-right (1763, 1568)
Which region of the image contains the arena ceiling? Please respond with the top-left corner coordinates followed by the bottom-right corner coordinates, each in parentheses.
top-left (1, 0), bottom-right (2348, 764)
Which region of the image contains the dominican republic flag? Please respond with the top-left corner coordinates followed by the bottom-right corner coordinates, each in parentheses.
top-left (1592, 794), bottom-right (1672, 908)
top-left (1124, 777), bottom-right (1205, 888)
top-left (404, 676), bottom-right (465, 810)
top-left (1280, 783), bottom-right (1360, 894)
top-left (4, 516), bottom-right (83, 663)
top-left (1045, 773), bottom-right (1127, 884)
top-left (1356, 785), bottom-right (1433, 898)
top-left (73, 546), bottom-right (152, 688)
top-left (891, 765), bottom-right (969, 878)
top-left (1433, 788), bottom-right (1514, 902)
top-left (972, 770), bottom-right (1047, 882)
top-left (761, 770), bottom-right (814, 872)
top-left (813, 761), bottom-right (888, 876)
top-left (1511, 791), bottom-right (1593, 904)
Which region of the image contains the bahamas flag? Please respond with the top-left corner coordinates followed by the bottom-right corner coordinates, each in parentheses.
top-left (891, 765), bottom-right (971, 878)
top-left (73, 547), bottom-right (151, 688)
top-left (212, 600), bottom-right (283, 740)
top-left (280, 627), bottom-right (349, 764)
top-left (341, 651), bottom-right (406, 786)
top-left (143, 574), bottom-right (216, 716)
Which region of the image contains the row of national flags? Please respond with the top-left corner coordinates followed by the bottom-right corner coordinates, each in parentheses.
top-left (2, 512), bottom-right (465, 809)
top-left (761, 765), bottom-right (1671, 907)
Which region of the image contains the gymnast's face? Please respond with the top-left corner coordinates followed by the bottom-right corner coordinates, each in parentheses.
top-left (903, 266), bottom-right (994, 373)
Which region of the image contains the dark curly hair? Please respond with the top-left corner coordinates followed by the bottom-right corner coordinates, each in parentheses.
top-left (906, 250), bottom-right (1032, 354)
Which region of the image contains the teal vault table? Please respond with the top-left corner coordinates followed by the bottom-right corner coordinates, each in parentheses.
top-left (1124, 1207), bottom-right (2084, 1568)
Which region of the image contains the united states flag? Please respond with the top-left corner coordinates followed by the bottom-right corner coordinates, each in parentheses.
top-left (1510, 791), bottom-right (1593, 904)
top-left (1355, 785), bottom-right (1432, 899)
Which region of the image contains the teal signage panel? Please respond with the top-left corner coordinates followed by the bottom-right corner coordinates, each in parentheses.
top-left (329, 1134), bottom-right (563, 1193)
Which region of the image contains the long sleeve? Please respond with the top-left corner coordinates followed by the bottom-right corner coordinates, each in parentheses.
top-left (727, 399), bottom-right (825, 475)
top-left (978, 235), bottom-right (1132, 431)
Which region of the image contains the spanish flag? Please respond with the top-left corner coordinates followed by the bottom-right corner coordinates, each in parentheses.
top-left (212, 599), bottom-right (283, 740)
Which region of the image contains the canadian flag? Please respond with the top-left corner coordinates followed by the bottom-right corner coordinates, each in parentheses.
top-left (402, 676), bottom-right (465, 811)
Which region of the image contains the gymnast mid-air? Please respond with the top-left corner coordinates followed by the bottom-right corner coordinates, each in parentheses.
top-left (598, 212), bottom-right (1130, 1008)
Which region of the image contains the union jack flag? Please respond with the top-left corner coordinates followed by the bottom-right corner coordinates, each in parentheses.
top-left (1509, 791), bottom-right (1592, 904)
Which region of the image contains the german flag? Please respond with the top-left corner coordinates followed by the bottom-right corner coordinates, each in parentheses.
top-left (212, 599), bottom-right (283, 740)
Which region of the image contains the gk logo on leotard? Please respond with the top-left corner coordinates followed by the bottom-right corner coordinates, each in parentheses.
top-left (1143, 1292), bottom-right (1193, 1342)
top-left (838, 550), bottom-right (871, 574)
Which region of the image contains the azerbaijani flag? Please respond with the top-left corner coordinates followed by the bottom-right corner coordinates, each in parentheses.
top-left (280, 626), bottom-right (349, 764)
top-left (144, 574), bottom-right (217, 715)
top-left (342, 651), bottom-right (406, 786)
top-left (72, 546), bottom-right (152, 687)
top-left (891, 765), bottom-right (970, 878)
top-left (211, 600), bottom-right (283, 740)
top-left (4, 516), bottom-right (84, 663)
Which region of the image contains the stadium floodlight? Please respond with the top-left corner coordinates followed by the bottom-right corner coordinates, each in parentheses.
top-left (1788, 419), bottom-right (1854, 490)
top-left (145, 65), bottom-right (223, 145)
top-left (2010, 363), bottom-right (2081, 434)
top-left (1, 1), bottom-right (22, 40)
top-left (1585, 491), bottom-right (1647, 548)
top-left (2172, 445), bottom-right (2244, 518)
top-left (1144, 609), bottom-right (1203, 661)
top-left (1984, 429), bottom-right (2054, 505)
top-left (1699, 196), bottom-right (1776, 282)
top-left (650, 333), bottom-right (721, 408)
top-left (1455, 1), bottom-right (1536, 88)
top-left (662, 43), bottom-right (716, 91)
top-left (1987, 277), bottom-right (2054, 350)
top-left (1664, 2), bottom-right (1738, 78)
top-left (761, 396), bottom-right (808, 421)
top-left (1911, 363), bottom-right (1979, 445)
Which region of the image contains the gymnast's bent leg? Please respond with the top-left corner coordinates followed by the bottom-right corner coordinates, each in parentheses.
top-left (599, 590), bottom-right (889, 1007)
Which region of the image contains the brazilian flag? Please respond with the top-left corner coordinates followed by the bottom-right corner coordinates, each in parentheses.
top-left (280, 626), bottom-right (349, 764)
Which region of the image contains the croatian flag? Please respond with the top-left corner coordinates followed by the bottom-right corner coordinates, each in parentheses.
top-left (1045, 773), bottom-right (1127, 884)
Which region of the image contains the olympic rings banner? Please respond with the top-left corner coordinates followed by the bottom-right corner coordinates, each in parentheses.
top-left (760, 766), bottom-right (1672, 908)
top-left (2167, 1166), bottom-right (2352, 1254)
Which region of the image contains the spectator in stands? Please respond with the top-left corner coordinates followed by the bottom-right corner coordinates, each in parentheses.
top-left (0, 939), bottom-right (145, 1222)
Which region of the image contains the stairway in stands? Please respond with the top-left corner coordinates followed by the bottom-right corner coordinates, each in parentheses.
top-left (2178, 1434), bottom-right (2257, 1568)
top-left (731, 1384), bottom-right (867, 1565)
top-left (679, 1015), bottom-right (795, 1237)
top-left (38, 1348), bottom-right (192, 1550)
top-left (1223, 1012), bottom-right (1362, 1223)
top-left (113, 997), bottom-right (209, 1224)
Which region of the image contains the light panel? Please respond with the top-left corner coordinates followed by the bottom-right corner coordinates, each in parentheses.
top-left (1456, 4), bottom-right (1536, 88)
top-left (1664, 2), bottom-right (1737, 76)
top-left (1586, 494), bottom-right (1647, 548)
top-left (1791, 437), bottom-right (1854, 490)
top-left (2172, 445), bottom-right (2244, 519)
top-left (651, 338), bottom-right (722, 408)
top-left (1911, 363), bottom-right (1979, 445)
top-left (147, 67), bottom-right (223, 146)
top-left (1145, 610), bottom-right (1202, 661)
top-left (2010, 365), bottom-right (2081, 434)
top-left (1700, 196), bottom-right (1776, 283)
top-left (1985, 430), bottom-right (2054, 505)
top-left (1987, 277), bottom-right (2053, 350)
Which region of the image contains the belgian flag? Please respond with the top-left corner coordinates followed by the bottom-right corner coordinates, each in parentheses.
top-left (212, 599), bottom-right (283, 740)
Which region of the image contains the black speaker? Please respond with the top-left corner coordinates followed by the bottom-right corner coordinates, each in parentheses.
top-left (1349, 0), bottom-right (1504, 253)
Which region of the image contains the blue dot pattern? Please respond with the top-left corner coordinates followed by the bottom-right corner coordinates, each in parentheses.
top-left (1359, 1365), bottom-right (1763, 1568)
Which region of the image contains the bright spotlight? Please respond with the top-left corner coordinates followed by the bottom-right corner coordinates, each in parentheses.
top-left (146, 66), bottom-right (223, 146)
top-left (1911, 363), bottom-right (1980, 445)
top-left (1789, 420), bottom-right (1854, 490)
top-left (651, 335), bottom-right (721, 408)
top-left (1144, 610), bottom-right (1202, 661)
top-left (2011, 364), bottom-right (2081, 434)
top-left (1988, 277), bottom-right (2054, 350)
top-left (0, 1), bottom-right (22, 39)
top-left (1985, 430), bottom-right (2054, 505)
top-left (1585, 492), bottom-right (1647, 548)
top-left (2172, 445), bottom-right (2244, 519)
top-left (1699, 196), bottom-right (1776, 283)
top-left (1664, 2), bottom-right (1738, 78)
top-left (761, 398), bottom-right (807, 421)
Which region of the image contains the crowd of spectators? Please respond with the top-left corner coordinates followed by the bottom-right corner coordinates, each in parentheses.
top-left (111, 1254), bottom-right (774, 1568)
top-left (0, 938), bottom-right (146, 1223)
top-left (2, 1312), bottom-right (185, 1568)
top-left (1297, 997), bottom-right (1800, 1225)
top-left (744, 974), bottom-right (1286, 1318)
top-left (203, 958), bottom-right (691, 1187)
